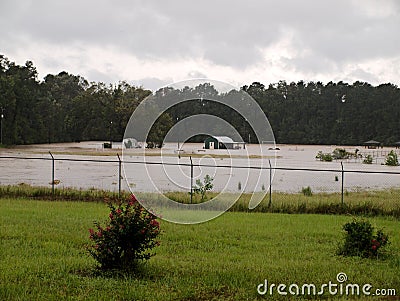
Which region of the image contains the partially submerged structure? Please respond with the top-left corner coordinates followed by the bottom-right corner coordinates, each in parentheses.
top-left (363, 140), bottom-right (381, 149)
top-left (123, 138), bottom-right (141, 149)
top-left (204, 136), bottom-right (244, 149)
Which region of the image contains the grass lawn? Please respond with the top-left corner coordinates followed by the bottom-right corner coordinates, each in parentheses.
top-left (2, 185), bottom-right (400, 218)
top-left (0, 198), bottom-right (399, 300)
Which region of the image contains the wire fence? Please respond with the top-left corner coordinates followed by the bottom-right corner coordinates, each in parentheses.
top-left (1, 153), bottom-right (400, 205)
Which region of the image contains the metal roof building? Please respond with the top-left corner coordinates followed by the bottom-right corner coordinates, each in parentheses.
top-left (204, 136), bottom-right (243, 149)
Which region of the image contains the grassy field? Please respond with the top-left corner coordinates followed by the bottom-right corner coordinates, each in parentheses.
top-left (0, 198), bottom-right (399, 300)
top-left (2, 185), bottom-right (400, 218)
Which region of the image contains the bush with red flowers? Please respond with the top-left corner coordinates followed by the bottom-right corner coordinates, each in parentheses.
top-left (337, 219), bottom-right (389, 258)
top-left (88, 195), bottom-right (161, 270)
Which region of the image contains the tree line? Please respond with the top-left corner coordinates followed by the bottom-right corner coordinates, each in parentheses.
top-left (243, 81), bottom-right (400, 145)
top-left (0, 55), bottom-right (151, 145)
top-left (1, 55), bottom-right (399, 146)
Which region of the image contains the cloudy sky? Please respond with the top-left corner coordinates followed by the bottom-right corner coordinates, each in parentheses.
top-left (1, 0), bottom-right (399, 90)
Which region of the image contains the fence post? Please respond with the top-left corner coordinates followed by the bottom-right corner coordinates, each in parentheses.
top-left (190, 156), bottom-right (193, 204)
top-left (268, 159), bottom-right (272, 207)
top-left (117, 154), bottom-right (122, 198)
top-left (49, 151), bottom-right (55, 197)
top-left (341, 161), bottom-right (344, 206)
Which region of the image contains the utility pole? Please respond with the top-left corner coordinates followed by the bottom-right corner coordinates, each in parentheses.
top-left (176, 117), bottom-right (180, 151)
top-left (109, 121), bottom-right (113, 148)
top-left (0, 107), bottom-right (4, 145)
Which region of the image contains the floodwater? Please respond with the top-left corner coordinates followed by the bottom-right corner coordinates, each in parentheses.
top-left (0, 142), bottom-right (399, 194)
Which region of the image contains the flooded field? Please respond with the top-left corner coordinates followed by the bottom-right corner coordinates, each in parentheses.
top-left (0, 141), bottom-right (399, 194)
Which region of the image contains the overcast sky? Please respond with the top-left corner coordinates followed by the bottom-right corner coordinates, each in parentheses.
top-left (1, 0), bottom-right (399, 90)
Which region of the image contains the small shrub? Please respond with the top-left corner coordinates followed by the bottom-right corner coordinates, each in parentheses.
top-left (363, 154), bottom-right (373, 164)
top-left (324, 153), bottom-right (333, 161)
top-left (385, 150), bottom-right (399, 166)
top-left (193, 174), bottom-right (214, 201)
top-left (301, 186), bottom-right (313, 196)
top-left (337, 219), bottom-right (389, 258)
top-left (332, 148), bottom-right (348, 160)
top-left (316, 151), bottom-right (333, 162)
top-left (146, 141), bottom-right (155, 149)
top-left (88, 195), bottom-right (161, 271)
top-left (238, 181), bottom-right (242, 191)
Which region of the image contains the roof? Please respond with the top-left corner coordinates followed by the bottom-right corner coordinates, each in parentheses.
top-left (364, 140), bottom-right (380, 144)
top-left (211, 136), bottom-right (234, 143)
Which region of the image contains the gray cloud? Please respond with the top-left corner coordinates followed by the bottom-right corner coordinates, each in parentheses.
top-left (133, 77), bottom-right (172, 91)
top-left (186, 70), bottom-right (207, 79)
top-left (1, 0), bottom-right (399, 85)
top-left (346, 68), bottom-right (378, 84)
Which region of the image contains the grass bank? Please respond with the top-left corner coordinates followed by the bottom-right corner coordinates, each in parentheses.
top-left (0, 184), bottom-right (124, 202)
top-left (2, 184), bottom-right (399, 218)
top-left (0, 198), bottom-right (399, 300)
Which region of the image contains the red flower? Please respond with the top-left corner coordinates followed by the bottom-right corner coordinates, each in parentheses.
top-left (116, 208), bottom-right (122, 215)
top-left (129, 194), bottom-right (138, 205)
top-left (372, 245), bottom-right (377, 250)
top-left (371, 239), bottom-right (380, 247)
top-left (109, 213), bottom-right (114, 219)
top-left (150, 219), bottom-right (159, 227)
top-left (89, 228), bottom-right (94, 235)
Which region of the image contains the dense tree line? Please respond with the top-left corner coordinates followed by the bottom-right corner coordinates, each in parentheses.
top-left (243, 81), bottom-right (400, 145)
top-left (1, 55), bottom-right (399, 146)
top-left (0, 55), bottom-right (151, 145)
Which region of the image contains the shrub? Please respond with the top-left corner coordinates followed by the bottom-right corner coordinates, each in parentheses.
top-left (332, 148), bottom-right (348, 160)
top-left (88, 195), bottom-right (161, 271)
top-left (193, 174), bottom-right (214, 201)
top-left (385, 150), bottom-right (399, 166)
top-left (301, 186), bottom-right (313, 196)
top-left (337, 219), bottom-right (389, 258)
top-left (363, 154), bottom-right (373, 164)
top-left (316, 151), bottom-right (333, 162)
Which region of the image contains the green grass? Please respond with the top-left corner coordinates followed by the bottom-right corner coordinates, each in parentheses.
top-left (2, 184), bottom-right (400, 218)
top-left (0, 198), bottom-right (399, 300)
top-left (165, 189), bottom-right (400, 218)
top-left (230, 189), bottom-right (400, 217)
top-left (0, 184), bottom-right (124, 202)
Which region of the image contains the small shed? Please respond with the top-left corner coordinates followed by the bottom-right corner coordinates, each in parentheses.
top-left (363, 140), bottom-right (381, 149)
top-left (123, 138), bottom-right (141, 149)
top-left (204, 136), bottom-right (236, 149)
